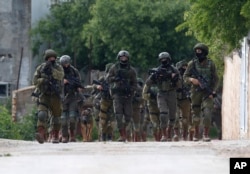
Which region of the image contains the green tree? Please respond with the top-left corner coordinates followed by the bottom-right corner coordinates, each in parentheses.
top-left (176, 0), bottom-right (250, 71)
top-left (31, 0), bottom-right (95, 70)
top-left (83, 0), bottom-right (197, 72)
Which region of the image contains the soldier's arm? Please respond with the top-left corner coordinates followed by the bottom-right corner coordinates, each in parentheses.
top-left (183, 61), bottom-right (199, 86)
top-left (33, 65), bottom-right (45, 86)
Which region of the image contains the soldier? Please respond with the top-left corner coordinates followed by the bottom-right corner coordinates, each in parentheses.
top-left (107, 50), bottom-right (137, 142)
top-left (60, 55), bottom-right (83, 143)
top-left (144, 52), bottom-right (180, 141)
top-left (131, 77), bottom-right (144, 142)
top-left (32, 49), bottom-right (64, 144)
top-left (174, 60), bottom-right (192, 141)
top-left (183, 43), bottom-right (219, 142)
top-left (142, 85), bottom-right (161, 141)
top-left (94, 63), bottom-right (116, 142)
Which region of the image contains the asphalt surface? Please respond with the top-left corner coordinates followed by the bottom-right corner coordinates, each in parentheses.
top-left (0, 139), bottom-right (250, 174)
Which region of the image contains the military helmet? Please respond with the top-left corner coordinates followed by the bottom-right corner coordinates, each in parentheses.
top-left (176, 60), bottom-right (188, 70)
top-left (105, 63), bottom-right (114, 73)
top-left (117, 50), bottom-right (130, 60)
top-left (158, 52), bottom-right (171, 61)
top-left (44, 49), bottom-right (57, 60)
top-left (193, 43), bottom-right (209, 55)
top-left (60, 55), bottom-right (71, 65)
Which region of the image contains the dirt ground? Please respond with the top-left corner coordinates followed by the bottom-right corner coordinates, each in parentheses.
top-left (0, 138), bottom-right (250, 174)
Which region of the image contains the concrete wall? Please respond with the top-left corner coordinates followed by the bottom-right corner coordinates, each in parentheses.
top-left (222, 40), bottom-right (250, 140)
top-left (0, 0), bottom-right (32, 89)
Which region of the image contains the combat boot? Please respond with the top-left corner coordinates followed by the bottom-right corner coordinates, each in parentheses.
top-left (117, 128), bottom-right (126, 142)
top-left (61, 136), bottom-right (69, 143)
top-left (141, 131), bottom-right (147, 142)
top-left (69, 129), bottom-right (76, 142)
top-left (51, 130), bottom-right (60, 144)
top-left (153, 131), bottom-right (159, 141)
top-left (166, 126), bottom-right (173, 142)
top-left (172, 128), bottom-right (179, 142)
top-left (102, 133), bottom-right (107, 142)
top-left (182, 128), bottom-right (188, 141)
top-left (189, 127), bottom-right (194, 141)
top-left (193, 126), bottom-right (199, 142)
top-left (35, 126), bottom-right (46, 144)
top-left (134, 132), bottom-right (140, 142)
top-left (160, 128), bottom-right (167, 142)
top-left (202, 127), bottom-right (211, 142)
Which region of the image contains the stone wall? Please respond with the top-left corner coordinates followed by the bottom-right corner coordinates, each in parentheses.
top-left (0, 0), bottom-right (32, 89)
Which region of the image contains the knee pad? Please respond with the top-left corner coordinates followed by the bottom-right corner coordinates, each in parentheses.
top-left (37, 110), bottom-right (48, 122)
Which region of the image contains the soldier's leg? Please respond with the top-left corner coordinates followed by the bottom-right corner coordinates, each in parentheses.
top-left (180, 99), bottom-right (191, 141)
top-left (157, 93), bottom-right (168, 141)
top-left (166, 91), bottom-right (177, 141)
top-left (202, 97), bottom-right (214, 142)
top-left (36, 109), bottom-right (48, 144)
top-left (173, 106), bottom-right (181, 141)
top-left (99, 99), bottom-right (113, 141)
top-left (68, 98), bottom-right (78, 142)
top-left (35, 96), bottom-right (49, 144)
top-left (61, 111), bottom-right (69, 143)
top-left (124, 97), bottom-right (133, 141)
top-left (190, 92), bottom-right (203, 141)
top-left (50, 95), bottom-right (62, 144)
top-left (131, 107), bottom-right (141, 142)
top-left (113, 97), bottom-right (126, 141)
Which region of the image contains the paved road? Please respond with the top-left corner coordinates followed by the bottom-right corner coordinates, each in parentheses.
top-left (0, 139), bottom-right (249, 174)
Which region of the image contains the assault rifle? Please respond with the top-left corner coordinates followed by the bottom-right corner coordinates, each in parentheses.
top-left (66, 76), bottom-right (84, 89)
top-left (148, 67), bottom-right (179, 86)
top-left (148, 67), bottom-right (172, 80)
top-left (42, 62), bottom-right (61, 98)
top-left (92, 80), bottom-right (109, 93)
top-left (190, 66), bottom-right (216, 99)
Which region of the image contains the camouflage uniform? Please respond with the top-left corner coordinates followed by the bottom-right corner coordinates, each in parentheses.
top-left (183, 43), bottom-right (219, 142)
top-left (142, 85), bottom-right (161, 141)
top-left (32, 49), bottom-right (64, 144)
top-left (174, 60), bottom-right (192, 141)
top-left (97, 63), bottom-right (116, 142)
top-left (60, 55), bottom-right (82, 143)
top-left (130, 78), bottom-right (144, 142)
top-left (144, 52), bottom-right (180, 141)
top-left (107, 50), bottom-right (137, 141)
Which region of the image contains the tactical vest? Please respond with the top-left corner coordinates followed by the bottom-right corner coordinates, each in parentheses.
top-left (155, 65), bottom-right (176, 92)
top-left (192, 59), bottom-right (213, 86)
top-left (64, 65), bottom-right (79, 94)
top-left (111, 63), bottom-right (132, 96)
top-left (37, 62), bottom-right (62, 95)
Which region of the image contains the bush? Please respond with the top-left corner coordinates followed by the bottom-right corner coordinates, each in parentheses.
top-left (0, 105), bottom-right (37, 141)
top-left (0, 105), bottom-right (21, 139)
